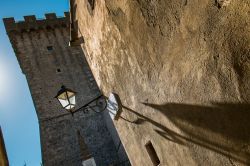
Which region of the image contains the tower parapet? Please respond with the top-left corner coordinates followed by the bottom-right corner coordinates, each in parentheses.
top-left (3, 12), bottom-right (70, 75)
top-left (3, 12), bottom-right (69, 34)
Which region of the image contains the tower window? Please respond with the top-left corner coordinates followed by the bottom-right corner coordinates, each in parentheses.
top-left (56, 68), bottom-right (61, 73)
top-left (145, 141), bottom-right (160, 166)
top-left (47, 46), bottom-right (53, 51)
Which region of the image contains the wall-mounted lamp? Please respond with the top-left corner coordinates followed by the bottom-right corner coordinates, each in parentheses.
top-left (55, 85), bottom-right (106, 115)
top-left (55, 85), bottom-right (76, 111)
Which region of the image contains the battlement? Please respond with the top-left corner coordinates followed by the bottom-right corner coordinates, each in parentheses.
top-left (3, 12), bottom-right (70, 33)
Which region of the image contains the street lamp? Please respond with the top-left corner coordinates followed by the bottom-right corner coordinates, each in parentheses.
top-left (55, 85), bottom-right (76, 111)
top-left (55, 85), bottom-right (107, 115)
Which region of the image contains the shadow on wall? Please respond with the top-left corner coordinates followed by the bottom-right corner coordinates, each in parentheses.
top-left (122, 103), bottom-right (250, 165)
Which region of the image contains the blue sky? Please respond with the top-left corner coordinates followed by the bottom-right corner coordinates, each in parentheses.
top-left (0, 0), bottom-right (68, 165)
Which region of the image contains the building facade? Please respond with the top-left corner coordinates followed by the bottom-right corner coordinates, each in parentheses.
top-left (70, 0), bottom-right (250, 166)
top-left (0, 127), bottom-right (9, 166)
top-left (4, 13), bottom-right (129, 166)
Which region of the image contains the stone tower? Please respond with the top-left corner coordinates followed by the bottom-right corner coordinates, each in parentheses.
top-left (3, 13), bottom-right (127, 166)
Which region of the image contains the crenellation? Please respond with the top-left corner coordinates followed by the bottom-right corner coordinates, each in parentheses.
top-left (45, 13), bottom-right (57, 20)
top-left (3, 17), bottom-right (16, 32)
top-left (3, 12), bottom-right (69, 34)
top-left (24, 15), bottom-right (36, 22)
top-left (64, 12), bottom-right (70, 18)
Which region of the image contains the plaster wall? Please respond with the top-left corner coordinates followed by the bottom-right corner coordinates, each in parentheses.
top-left (74, 0), bottom-right (250, 165)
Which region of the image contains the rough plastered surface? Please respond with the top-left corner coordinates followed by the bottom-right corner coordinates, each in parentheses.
top-left (75, 0), bottom-right (250, 165)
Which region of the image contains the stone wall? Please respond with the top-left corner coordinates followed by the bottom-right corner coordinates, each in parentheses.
top-left (4, 13), bottom-right (121, 166)
top-left (73, 0), bottom-right (250, 165)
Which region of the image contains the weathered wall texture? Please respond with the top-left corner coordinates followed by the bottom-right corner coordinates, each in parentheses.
top-left (4, 13), bottom-right (122, 166)
top-left (74, 0), bottom-right (250, 165)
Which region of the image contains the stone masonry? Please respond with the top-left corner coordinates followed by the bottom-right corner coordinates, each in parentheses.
top-left (3, 13), bottom-right (128, 166)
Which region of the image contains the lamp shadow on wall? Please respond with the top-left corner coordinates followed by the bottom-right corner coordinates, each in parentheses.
top-left (122, 103), bottom-right (250, 165)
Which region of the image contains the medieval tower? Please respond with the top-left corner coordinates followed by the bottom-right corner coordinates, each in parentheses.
top-left (3, 13), bottom-right (129, 166)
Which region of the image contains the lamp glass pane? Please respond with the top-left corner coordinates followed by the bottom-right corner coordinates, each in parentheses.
top-left (67, 91), bottom-right (75, 98)
top-left (57, 92), bottom-right (69, 107)
top-left (65, 105), bottom-right (71, 110)
top-left (58, 98), bottom-right (69, 108)
top-left (65, 104), bottom-right (74, 110)
top-left (68, 95), bottom-right (76, 105)
top-left (57, 91), bottom-right (67, 100)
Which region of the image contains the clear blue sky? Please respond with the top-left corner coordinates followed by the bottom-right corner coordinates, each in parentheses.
top-left (0, 0), bottom-right (68, 165)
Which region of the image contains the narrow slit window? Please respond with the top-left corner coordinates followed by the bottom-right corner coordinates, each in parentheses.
top-left (47, 46), bottom-right (53, 51)
top-left (56, 69), bottom-right (61, 73)
top-left (145, 141), bottom-right (160, 166)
